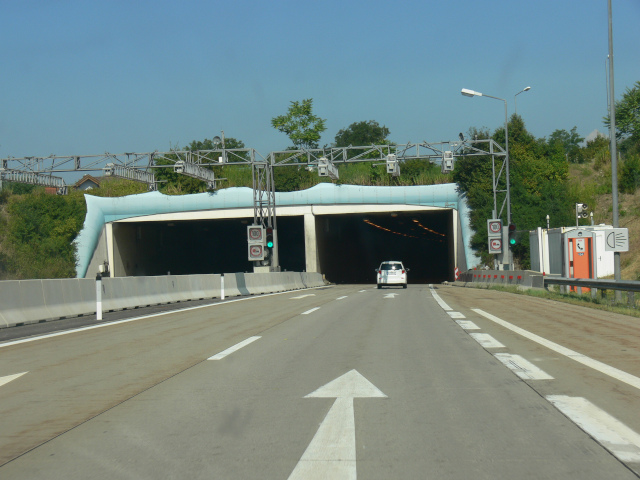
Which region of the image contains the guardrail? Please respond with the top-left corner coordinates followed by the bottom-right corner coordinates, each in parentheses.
top-left (543, 277), bottom-right (640, 306)
top-left (0, 272), bottom-right (325, 329)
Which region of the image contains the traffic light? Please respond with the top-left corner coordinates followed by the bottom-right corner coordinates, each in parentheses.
top-left (263, 227), bottom-right (274, 265)
top-left (508, 223), bottom-right (517, 246)
top-left (266, 227), bottom-right (274, 249)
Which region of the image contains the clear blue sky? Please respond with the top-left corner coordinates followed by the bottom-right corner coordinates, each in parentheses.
top-left (1, 0), bottom-right (639, 161)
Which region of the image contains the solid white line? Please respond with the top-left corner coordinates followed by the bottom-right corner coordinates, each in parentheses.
top-left (469, 333), bottom-right (505, 349)
top-left (429, 285), bottom-right (452, 311)
top-left (473, 309), bottom-right (640, 391)
top-left (547, 395), bottom-right (640, 463)
top-left (0, 286), bottom-right (327, 350)
top-left (208, 336), bottom-right (261, 360)
top-left (336, 296), bottom-right (348, 300)
top-left (447, 311), bottom-right (465, 318)
top-left (0, 372), bottom-right (28, 388)
top-left (455, 320), bottom-right (480, 330)
top-left (494, 353), bottom-right (554, 380)
top-left (302, 307), bottom-right (320, 315)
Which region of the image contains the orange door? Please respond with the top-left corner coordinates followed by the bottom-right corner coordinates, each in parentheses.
top-left (568, 237), bottom-right (592, 292)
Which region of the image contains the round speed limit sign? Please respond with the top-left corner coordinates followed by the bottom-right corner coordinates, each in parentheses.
top-left (488, 221), bottom-right (502, 234)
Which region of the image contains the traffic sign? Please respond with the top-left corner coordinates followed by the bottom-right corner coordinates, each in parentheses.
top-left (247, 225), bottom-right (265, 244)
top-left (488, 238), bottom-right (502, 254)
top-left (604, 228), bottom-right (629, 252)
top-left (487, 219), bottom-right (502, 238)
top-left (248, 244), bottom-right (265, 261)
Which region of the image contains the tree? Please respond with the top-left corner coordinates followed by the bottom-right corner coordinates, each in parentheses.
top-left (604, 80), bottom-right (640, 144)
top-left (334, 120), bottom-right (390, 147)
top-left (454, 118), bottom-right (574, 267)
top-left (548, 126), bottom-right (585, 162)
top-left (271, 99), bottom-right (327, 150)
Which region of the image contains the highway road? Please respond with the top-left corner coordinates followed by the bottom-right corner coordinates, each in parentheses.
top-left (1, 284), bottom-right (639, 479)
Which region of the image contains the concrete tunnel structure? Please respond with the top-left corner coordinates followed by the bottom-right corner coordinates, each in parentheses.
top-left (75, 183), bottom-right (478, 284)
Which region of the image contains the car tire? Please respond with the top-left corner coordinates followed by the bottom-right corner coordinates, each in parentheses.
top-left (403, 284), bottom-right (407, 289)
top-left (377, 284), bottom-right (382, 289)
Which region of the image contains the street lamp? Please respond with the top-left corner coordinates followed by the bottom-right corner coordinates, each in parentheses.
top-left (461, 88), bottom-right (511, 224)
top-left (514, 86), bottom-right (531, 115)
top-left (461, 87), bottom-right (512, 268)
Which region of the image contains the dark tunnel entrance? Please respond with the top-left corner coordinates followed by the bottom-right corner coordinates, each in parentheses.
top-left (315, 211), bottom-right (453, 284)
top-left (111, 209), bottom-right (455, 284)
top-left (112, 216), bottom-right (306, 276)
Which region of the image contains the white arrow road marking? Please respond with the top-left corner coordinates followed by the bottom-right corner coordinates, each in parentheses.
top-left (547, 395), bottom-right (640, 463)
top-left (288, 370), bottom-right (387, 480)
top-left (0, 372), bottom-right (28, 388)
top-left (207, 336), bottom-right (261, 360)
top-left (290, 294), bottom-right (316, 300)
top-left (384, 293), bottom-right (399, 299)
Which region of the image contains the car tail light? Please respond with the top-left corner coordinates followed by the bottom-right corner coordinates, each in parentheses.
top-left (378, 270), bottom-right (382, 274)
top-left (402, 270), bottom-right (405, 274)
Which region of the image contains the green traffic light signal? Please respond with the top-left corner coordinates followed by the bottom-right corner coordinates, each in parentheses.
top-left (266, 227), bottom-right (274, 249)
top-left (508, 224), bottom-right (517, 246)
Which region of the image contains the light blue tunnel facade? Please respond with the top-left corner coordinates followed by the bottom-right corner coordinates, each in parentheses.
top-left (75, 183), bottom-right (478, 278)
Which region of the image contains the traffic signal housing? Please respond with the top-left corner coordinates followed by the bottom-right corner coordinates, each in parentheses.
top-left (263, 227), bottom-right (274, 265)
top-left (266, 227), bottom-right (274, 249)
top-left (508, 223), bottom-right (517, 247)
top-left (576, 203), bottom-right (589, 218)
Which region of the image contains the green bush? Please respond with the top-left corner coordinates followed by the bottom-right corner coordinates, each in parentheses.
top-left (619, 154), bottom-right (640, 194)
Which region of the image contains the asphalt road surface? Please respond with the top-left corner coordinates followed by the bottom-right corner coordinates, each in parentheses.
top-left (1, 284), bottom-right (639, 479)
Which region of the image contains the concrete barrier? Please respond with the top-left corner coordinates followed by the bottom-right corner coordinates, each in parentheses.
top-left (456, 269), bottom-right (546, 289)
top-left (0, 271), bottom-right (325, 329)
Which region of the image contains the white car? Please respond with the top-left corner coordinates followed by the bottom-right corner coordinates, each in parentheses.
top-left (376, 261), bottom-right (408, 289)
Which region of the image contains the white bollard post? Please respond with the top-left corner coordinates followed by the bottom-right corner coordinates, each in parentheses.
top-left (221, 273), bottom-right (225, 300)
top-left (96, 272), bottom-right (103, 321)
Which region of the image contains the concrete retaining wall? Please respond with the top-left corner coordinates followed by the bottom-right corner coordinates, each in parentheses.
top-left (0, 272), bottom-right (325, 329)
top-left (456, 269), bottom-right (550, 289)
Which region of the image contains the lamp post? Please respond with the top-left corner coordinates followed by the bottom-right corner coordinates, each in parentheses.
top-left (461, 88), bottom-right (511, 225)
top-left (514, 86), bottom-right (531, 115)
top-left (608, 0), bottom-right (621, 291)
top-left (461, 88), bottom-right (512, 268)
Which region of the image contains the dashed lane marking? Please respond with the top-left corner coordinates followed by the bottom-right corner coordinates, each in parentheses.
top-left (473, 308), bottom-right (640, 392)
top-left (494, 353), bottom-right (554, 380)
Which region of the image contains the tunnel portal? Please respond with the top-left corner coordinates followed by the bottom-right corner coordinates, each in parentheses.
top-left (111, 208), bottom-right (455, 284)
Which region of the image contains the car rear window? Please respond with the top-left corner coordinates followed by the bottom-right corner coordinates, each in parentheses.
top-left (380, 263), bottom-right (403, 271)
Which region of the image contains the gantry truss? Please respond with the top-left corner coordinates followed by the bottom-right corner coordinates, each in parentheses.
top-left (0, 139), bottom-right (509, 271)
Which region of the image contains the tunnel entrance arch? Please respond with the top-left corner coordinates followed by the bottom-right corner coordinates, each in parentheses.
top-left (79, 184), bottom-right (476, 280)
